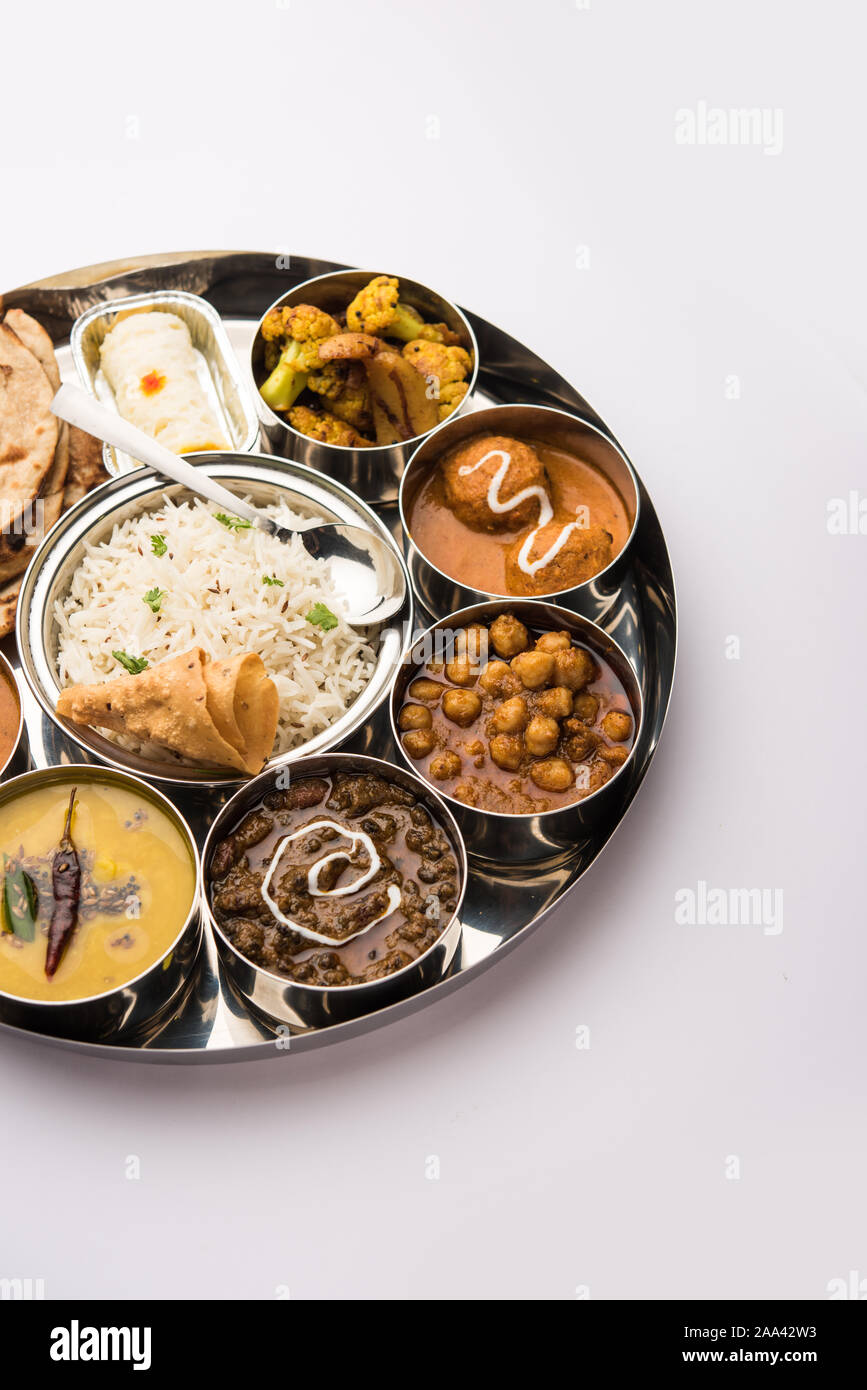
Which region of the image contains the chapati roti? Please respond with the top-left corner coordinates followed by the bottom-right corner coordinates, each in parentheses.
top-left (0, 322), bottom-right (58, 568)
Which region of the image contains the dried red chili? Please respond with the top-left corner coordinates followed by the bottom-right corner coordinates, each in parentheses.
top-left (44, 787), bottom-right (81, 978)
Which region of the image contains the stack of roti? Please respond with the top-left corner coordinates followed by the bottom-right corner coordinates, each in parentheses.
top-left (56, 648), bottom-right (279, 775)
top-left (0, 310), bottom-right (108, 637)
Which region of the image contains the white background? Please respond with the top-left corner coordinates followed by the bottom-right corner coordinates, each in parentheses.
top-left (2, 0), bottom-right (865, 1299)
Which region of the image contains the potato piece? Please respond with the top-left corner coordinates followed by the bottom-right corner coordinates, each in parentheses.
top-left (598, 743), bottom-right (629, 767)
top-left (442, 688), bottom-right (482, 727)
top-left (525, 715), bottom-right (560, 756)
top-left (366, 346), bottom-right (439, 443)
top-left (399, 703), bottom-right (433, 731)
top-left (601, 710), bottom-right (633, 742)
top-left (317, 332), bottom-right (381, 361)
top-left (511, 650), bottom-right (556, 690)
top-left (403, 729), bottom-right (436, 758)
top-left (530, 757), bottom-right (574, 791)
top-left (489, 733), bottom-right (524, 771)
top-left (489, 614), bottom-right (530, 658)
top-left (491, 695), bottom-right (529, 734)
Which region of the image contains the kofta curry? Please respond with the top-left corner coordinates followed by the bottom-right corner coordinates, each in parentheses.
top-left (407, 432), bottom-right (631, 596)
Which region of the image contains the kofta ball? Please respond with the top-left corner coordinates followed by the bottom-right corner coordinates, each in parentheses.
top-left (441, 434), bottom-right (549, 532)
top-left (505, 521), bottom-right (614, 595)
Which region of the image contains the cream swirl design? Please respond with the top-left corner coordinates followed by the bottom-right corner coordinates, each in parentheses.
top-left (261, 819), bottom-right (402, 946)
top-left (517, 505), bottom-right (590, 578)
top-left (458, 448), bottom-right (554, 527)
top-left (457, 446), bottom-right (590, 580)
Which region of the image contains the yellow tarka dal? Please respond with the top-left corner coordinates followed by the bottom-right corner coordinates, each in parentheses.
top-left (0, 780), bottom-right (194, 1002)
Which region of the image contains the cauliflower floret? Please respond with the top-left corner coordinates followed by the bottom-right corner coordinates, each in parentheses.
top-left (306, 361), bottom-right (347, 401)
top-left (403, 340), bottom-right (472, 386)
top-left (346, 275), bottom-right (401, 335)
top-left (346, 276), bottom-right (454, 344)
top-left (283, 304), bottom-right (339, 344)
top-left (438, 380), bottom-right (470, 420)
top-left (328, 379), bottom-right (373, 433)
top-left (258, 304), bottom-right (340, 411)
top-left (403, 341), bottom-right (472, 420)
top-left (288, 405), bottom-right (373, 449)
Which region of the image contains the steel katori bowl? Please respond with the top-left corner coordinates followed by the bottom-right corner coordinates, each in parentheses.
top-left (16, 454), bottom-right (412, 789)
top-left (398, 403), bottom-right (640, 622)
top-left (251, 269), bottom-right (479, 504)
top-left (390, 599), bottom-right (644, 864)
top-left (0, 764), bottom-right (202, 1042)
top-left (0, 650), bottom-right (30, 782)
top-left (201, 752), bottom-right (468, 1033)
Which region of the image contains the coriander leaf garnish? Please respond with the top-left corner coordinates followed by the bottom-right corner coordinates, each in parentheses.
top-left (306, 602), bottom-right (338, 632)
top-left (112, 651), bottom-right (149, 674)
top-left (262, 574), bottom-right (284, 587)
top-left (215, 512), bottom-right (253, 532)
top-left (150, 534), bottom-right (167, 557)
top-left (143, 587), bottom-right (165, 613)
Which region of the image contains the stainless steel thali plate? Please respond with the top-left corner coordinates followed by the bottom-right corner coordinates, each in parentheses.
top-left (0, 251), bottom-right (677, 1064)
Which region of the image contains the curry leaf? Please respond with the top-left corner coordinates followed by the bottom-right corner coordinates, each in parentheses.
top-left (2, 863), bottom-right (38, 942)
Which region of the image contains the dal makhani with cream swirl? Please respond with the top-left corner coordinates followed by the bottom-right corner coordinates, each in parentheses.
top-left (209, 772), bottom-right (460, 987)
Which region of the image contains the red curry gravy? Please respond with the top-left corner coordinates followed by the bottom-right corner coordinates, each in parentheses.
top-left (0, 668), bottom-right (20, 771)
top-left (407, 439), bottom-right (632, 596)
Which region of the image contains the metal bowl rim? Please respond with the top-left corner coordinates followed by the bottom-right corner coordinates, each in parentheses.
top-left (250, 268), bottom-right (481, 454)
top-left (389, 597), bottom-right (645, 823)
top-left (397, 402), bottom-right (642, 600)
top-left (15, 453), bottom-right (413, 788)
top-left (201, 751), bottom-right (468, 997)
top-left (0, 650), bottom-right (26, 781)
top-left (0, 763), bottom-right (201, 1009)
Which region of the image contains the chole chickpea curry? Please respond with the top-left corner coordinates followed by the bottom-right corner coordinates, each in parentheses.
top-left (398, 614), bottom-right (635, 814)
top-left (407, 433), bottom-right (632, 596)
top-left (0, 779), bottom-right (195, 1002)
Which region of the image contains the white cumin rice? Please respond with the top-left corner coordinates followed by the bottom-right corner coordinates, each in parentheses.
top-left (54, 495), bottom-right (377, 761)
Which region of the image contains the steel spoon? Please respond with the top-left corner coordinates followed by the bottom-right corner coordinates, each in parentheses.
top-left (51, 384), bottom-right (407, 626)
